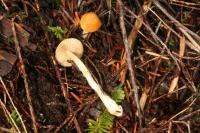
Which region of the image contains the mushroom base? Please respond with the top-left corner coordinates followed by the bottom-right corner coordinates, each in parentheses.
top-left (64, 51), bottom-right (123, 116)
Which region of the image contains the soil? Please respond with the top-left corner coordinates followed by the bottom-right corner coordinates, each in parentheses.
top-left (0, 0), bottom-right (200, 133)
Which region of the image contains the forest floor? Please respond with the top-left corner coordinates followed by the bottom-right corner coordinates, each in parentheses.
top-left (0, 0), bottom-right (200, 133)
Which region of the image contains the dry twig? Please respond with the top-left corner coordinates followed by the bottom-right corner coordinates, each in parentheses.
top-left (153, 0), bottom-right (200, 53)
top-left (117, 0), bottom-right (142, 128)
top-left (12, 18), bottom-right (38, 133)
top-left (125, 8), bottom-right (180, 69)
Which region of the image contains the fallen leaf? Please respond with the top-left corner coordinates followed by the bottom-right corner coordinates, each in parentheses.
top-left (136, 89), bottom-right (148, 116)
top-left (0, 60), bottom-right (13, 77)
top-left (168, 36), bottom-right (185, 94)
top-left (179, 36), bottom-right (185, 58)
top-left (0, 50), bottom-right (17, 65)
top-left (168, 76), bottom-right (179, 93)
top-left (0, 50), bottom-right (17, 76)
top-left (0, 17), bottom-right (37, 51)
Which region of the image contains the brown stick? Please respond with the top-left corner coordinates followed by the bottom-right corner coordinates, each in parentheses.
top-left (125, 8), bottom-right (180, 70)
top-left (11, 19), bottom-right (38, 133)
top-left (117, 0), bottom-right (142, 129)
top-left (153, 0), bottom-right (200, 52)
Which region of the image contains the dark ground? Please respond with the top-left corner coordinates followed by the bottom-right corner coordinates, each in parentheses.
top-left (0, 0), bottom-right (200, 133)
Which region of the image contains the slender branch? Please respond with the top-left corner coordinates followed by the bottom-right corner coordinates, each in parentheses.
top-left (61, 6), bottom-right (76, 24)
top-left (0, 0), bottom-right (9, 12)
top-left (12, 19), bottom-right (38, 133)
top-left (0, 126), bottom-right (18, 133)
top-left (117, 0), bottom-right (142, 128)
top-left (153, 0), bottom-right (200, 51)
top-left (125, 8), bottom-right (180, 70)
top-left (0, 93), bottom-right (21, 133)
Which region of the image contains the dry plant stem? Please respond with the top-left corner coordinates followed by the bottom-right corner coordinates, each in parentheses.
top-left (21, 0), bottom-right (28, 16)
top-left (159, 1), bottom-right (200, 41)
top-left (170, 0), bottom-right (200, 10)
top-left (87, 57), bottom-right (103, 86)
top-left (143, 21), bottom-right (180, 69)
top-left (11, 19), bottom-right (38, 133)
top-left (22, 1), bottom-right (39, 16)
top-left (170, 0), bottom-right (200, 6)
top-left (34, 0), bottom-right (40, 11)
top-left (0, 77), bottom-right (27, 133)
top-left (153, 1), bottom-right (200, 51)
top-left (120, 1), bottom-right (149, 84)
top-left (126, 7), bottom-right (196, 54)
top-left (54, 97), bottom-right (98, 133)
top-left (120, 0), bottom-right (152, 84)
top-left (168, 121), bottom-right (173, 133)
top-left (125, 7), bottom-right (190, 69)
top-left (61, 6), bottom-right (76, 24)
top-left (0, 126), bottom-right (18, 133)
top-left (54, 114), bottom-right (72, 133)
top-left (179, 109), bottom-right (200, 120)
top-left (117, 0), bottom-right (142, 127)
top-left (169, 98), bottom-right (196, 121)
top-left (0, 0), bottom-right (9, 11)
top-left (172, 121), bottom-right (191, 133)
top-left (0, 98), bottom-right (20, 133)
top-left (180, 65), bottom-right (197, 92)
top-left (168, 36), bottom-right (185, 93)
top-left (148, 7), bottom-right (199, 53)
top-left (64, 51), bottom-right (123, 116)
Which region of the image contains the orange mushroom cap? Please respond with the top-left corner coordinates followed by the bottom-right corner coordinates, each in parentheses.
top-left (80, 12), bottom-right (102, 33)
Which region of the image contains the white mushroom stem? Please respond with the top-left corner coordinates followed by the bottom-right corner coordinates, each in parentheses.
top-left (82, 31), bottom-right (89, 39)
top-left (64, 51), bottom-right (123, 117)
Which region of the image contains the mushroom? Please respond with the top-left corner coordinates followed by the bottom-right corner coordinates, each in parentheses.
top-left (55, 38), bottom-right (84, 67)
top-left (80, 12), bottom-right (102, 38)
top-left (55, 38), bottom-right (123, 116)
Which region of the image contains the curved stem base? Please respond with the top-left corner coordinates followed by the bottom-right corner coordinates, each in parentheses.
top-left (65, 51), bottom-right (123, 117)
